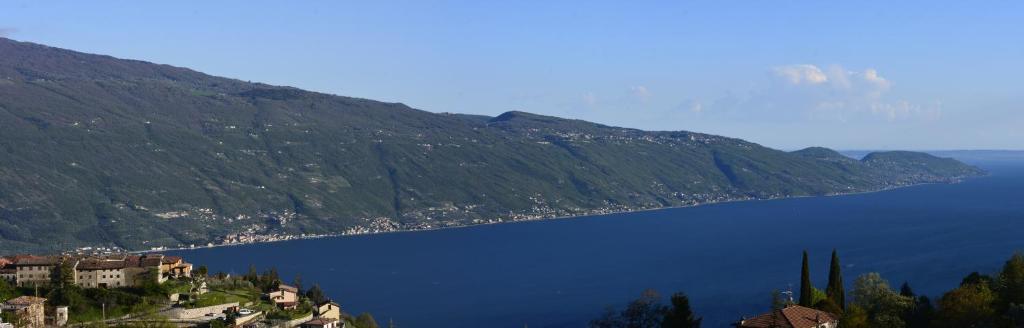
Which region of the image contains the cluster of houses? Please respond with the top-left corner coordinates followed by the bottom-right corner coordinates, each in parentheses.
top-left (0, 253), bottom-right (192, 328)
top-left (262, 284), bottom-right (344, 328)
top-left (0, 253), bottom-right (192, 289)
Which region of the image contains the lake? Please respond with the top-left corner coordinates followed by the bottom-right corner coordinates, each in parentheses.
top-left (169, 154), bottom-right (1024, 327)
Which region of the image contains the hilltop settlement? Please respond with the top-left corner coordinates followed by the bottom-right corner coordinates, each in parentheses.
top-left (0, 253), bottom-right (375, 328)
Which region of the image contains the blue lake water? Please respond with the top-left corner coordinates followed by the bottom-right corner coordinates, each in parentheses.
top-left (170, 156), bottom-right (1024, 327)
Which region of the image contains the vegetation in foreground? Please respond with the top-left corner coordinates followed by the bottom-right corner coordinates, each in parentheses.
top-left (590, 251), bottom-right (1024, 328)
top-left (0, 263), bottom-right (384, 328)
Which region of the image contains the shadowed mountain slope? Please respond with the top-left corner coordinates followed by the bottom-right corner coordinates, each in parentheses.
top-left (0, 38), bottom-right (984, 252)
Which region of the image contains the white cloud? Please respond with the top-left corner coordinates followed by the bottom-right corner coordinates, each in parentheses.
top-left (630, 85), bottom-right (652, 102)
top-left (703, 64), bottom-right (937, 123)
top-left (690, 102), bottom-right (703, 113)
top-left (773, 64), bottom-right (829, 85)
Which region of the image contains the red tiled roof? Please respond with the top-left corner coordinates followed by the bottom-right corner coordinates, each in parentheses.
top-left (13, 256), bottom-right (59, 266)
top-left (738, 305), bottom-right (838, 328)
top-left (162, 256), bottom-right (182, 264)
top-left (123, 255), bottom-right (163, 267)
top-left (78, 259), bottom-right (127, 270)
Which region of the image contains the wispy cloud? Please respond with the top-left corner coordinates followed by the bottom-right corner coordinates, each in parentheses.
top-left (630, 85), bottom-right (651, 102)
top-left (773, 64), bottom-right (829, 85)
top-left (714, 64), bottom-right (938, 122)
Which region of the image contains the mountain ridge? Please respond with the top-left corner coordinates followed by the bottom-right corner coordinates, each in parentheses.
top-left (0, 38), bottom-right (985, 253)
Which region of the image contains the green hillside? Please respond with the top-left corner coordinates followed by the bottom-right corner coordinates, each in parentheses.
top-left (0, 38), bottom-right (984, 252)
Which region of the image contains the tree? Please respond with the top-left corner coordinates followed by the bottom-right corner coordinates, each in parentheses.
top-left (661, 292), bottom-right (701, 328)
top-left (51, 258), bottom-right (76, 288)
top-left (961, 272), bottom-right (993, 287)
top-left (933, 283), bottom-right (995, 328)
top-left (0, 309), bottom-right (27, 328)
top-left (355, 313), bottom-right (379, 328)
top-left (246, 265), bottom-right (258, 283)
top-left (306, 284), bottom-right (327, 305)
top-left (589, 307), bottom-right (624, 328)
top-left (850, 273), bottom-right (912, 328)
top-left (0, 279), bottom-right (16, 300)
top-left (620, 289), bottom-right (667, 328)
top-left (293, 273), bottom-right (304, 295)
top-left (839, 304), bottom-right (869, 328)
top-left (899, 282), bottom-right (915, 298)
top-left (800, 250), bottom-right (813, 307)
top-left (195, 265), bottom-right (208, 278)
top-left (813, 297), bottom-right (843, 315)
top-left (136, 268), bottom-right (168, 297)
top-left (905, 296), bottom-right (934, 328)
top-left (588, 289), bottom-right (669, 328)
top-left (996, 252), bottom-right (1024, 312)
top-left (826, 249), bottom-right (846, 310)
top-left (810, 287), bottom-right (827, 306)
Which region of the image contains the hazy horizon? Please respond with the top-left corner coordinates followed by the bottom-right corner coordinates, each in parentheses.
top-left (2, 1), bottom-right (1021, 150)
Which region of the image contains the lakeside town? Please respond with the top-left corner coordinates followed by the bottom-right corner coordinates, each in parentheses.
top-left (132, 174), bottom-right (972, 254)
top-left (0, 253), bottom-right (374, 328)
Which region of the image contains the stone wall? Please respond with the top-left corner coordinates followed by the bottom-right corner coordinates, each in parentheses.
top-left (165, 302), bottom-right (240, 319)
top-left (279, 314), bottom-right (313, 328)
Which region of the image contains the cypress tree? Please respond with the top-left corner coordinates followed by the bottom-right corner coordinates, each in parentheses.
top-left (800, 250), bottom-right (813, 307)
top-left (662, 292), bottom-right (702, 328)
top-left (825, 249), bottom-right (845, 309)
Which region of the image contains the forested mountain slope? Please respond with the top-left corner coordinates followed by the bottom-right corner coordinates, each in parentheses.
top-left (0, 38), bottom-right (984, 252)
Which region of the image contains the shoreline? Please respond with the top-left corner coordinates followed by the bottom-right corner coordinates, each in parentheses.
top-left (147, 178), bottom-right (975, 254)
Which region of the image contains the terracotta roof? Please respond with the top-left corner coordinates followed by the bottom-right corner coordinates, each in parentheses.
top-left (123, 255), bottom-right (163, 267)
top-left (737, 305), bottom-right (838, 328)
top-left (278, 284), bottom-right (299, 293)
top-left (3, 296), bottom-right (46, 306)
top-left (13, 256), bottom-right (59, 266)
top-left (78, 259), bottom-right (127, 270)
top-left (162, 256), bottom-right (182, 264)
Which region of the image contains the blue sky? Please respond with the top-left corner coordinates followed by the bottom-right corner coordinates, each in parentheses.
top-left (2, 1), bottom-right (1021, 150)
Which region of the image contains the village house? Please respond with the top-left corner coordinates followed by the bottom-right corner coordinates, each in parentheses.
top-left (314, 301), bottom-right (342, 321)
top-left (1, 296), bottom-right (47, 328)
top-left (12, 256), bottom-right (64, 288)
top-left (266, 284), bottom-right (299, 310)
top-left (735, 305), bottom-right (838, 328)
top-left (122, 254), bottom-right (168, 285)
top-left (300, 318), bottom-right (341, 328)
top-left (76, 258), bottom-right (128, 288)
top-left (160, 256), bottom-right (193, 279)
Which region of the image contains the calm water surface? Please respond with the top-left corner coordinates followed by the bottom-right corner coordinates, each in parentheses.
top-left (170, 158), bottom-right (1024, 327)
